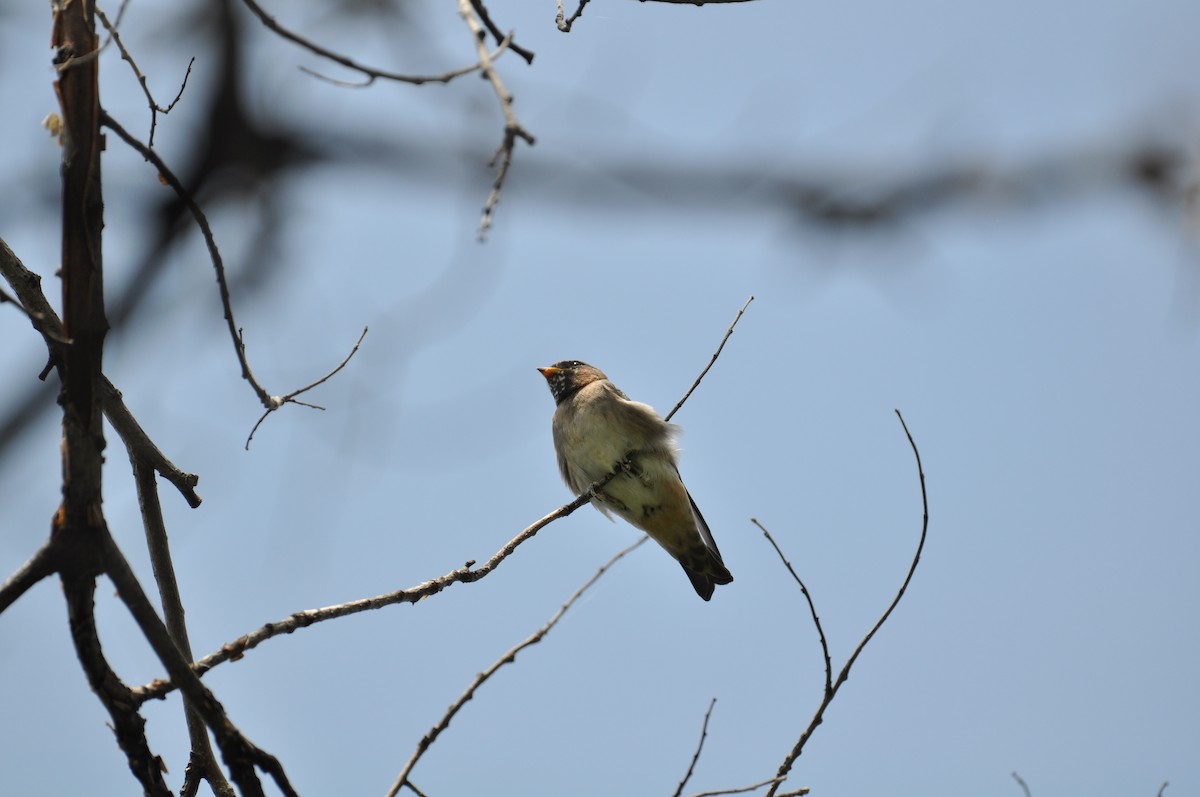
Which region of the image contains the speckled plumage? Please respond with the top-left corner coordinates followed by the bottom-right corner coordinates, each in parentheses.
top-left (537, 361), bottom-right (733, 600)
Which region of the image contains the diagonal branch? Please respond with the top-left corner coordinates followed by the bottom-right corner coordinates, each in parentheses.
top-left (673, 698), bottom-right (718, 797)
top-left (0, 539), bottom-right (58, 616)
top-left (387, 537), bottom-right (647, 796)
top-left (666, 294), bottom-right (753, 422)
top-left (133, 467), bottom-right (624, 703)
top-left (101, 110), bottom-right (366, 445)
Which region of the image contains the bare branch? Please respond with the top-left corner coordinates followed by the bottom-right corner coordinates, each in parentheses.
top-left (1157, 782), bottom-right (1170, 797)
top-left (244, 326), bottom-right (368, 449)
top-left (238, 0), bottom-right (513, 85)
top-left (100, 528), bottom-right (299, 797)
top-left (673, 698), bottom-right (718, 797)
top-left (101, 111), bottom-right (365, 443)
top-left (99, 110), bottom-right (273, 404)
top-left (2, 237), bottom-right (203, 507)
top-left (387, 537), bottom-right (647, 796)
top-left (665, 295), bottom-right (754, 422)
top-left (762, 409), bottom-right (928, 797)
top-left (104, 378), bottom-right (202, 507)
top-left (133, 467), bottom-right (625, 703)
top-left (1011, 772), bottom-right (1032, 797)
top-left (752, 518), bottom-right (832, 693)
top-left (457, 0), bottom-right (536, 240)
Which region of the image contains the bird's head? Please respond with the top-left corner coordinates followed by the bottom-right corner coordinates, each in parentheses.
top-left (537, 361), bottom-right (607, 405)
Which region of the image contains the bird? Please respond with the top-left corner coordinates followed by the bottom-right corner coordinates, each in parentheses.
top-left (537, 361), bottom-right (733, 600)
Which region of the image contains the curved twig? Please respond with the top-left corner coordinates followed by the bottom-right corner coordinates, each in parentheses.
top-left (761, 409), bottom-right (928, 797)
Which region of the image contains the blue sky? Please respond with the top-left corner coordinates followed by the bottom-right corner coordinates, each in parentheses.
top-left (1, 1), bottom-right (1198, 795)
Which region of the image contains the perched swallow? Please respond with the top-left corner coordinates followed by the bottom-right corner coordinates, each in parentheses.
top-left (537, 361), bottom-right (733, 600)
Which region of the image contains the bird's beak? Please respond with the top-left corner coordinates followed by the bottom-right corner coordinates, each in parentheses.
top-left (537, 366), bottom-right (559, 379)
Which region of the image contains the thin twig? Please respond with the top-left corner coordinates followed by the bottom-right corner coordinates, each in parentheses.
top-left (238, 0), bottom-right (511, 86)
top-left (386, 537), bottom-right (647, 797)
top-left (1011, 772), bottom-right (1032, 797)
top-left (1157, 782), bottom-right (1169, 797)
top-left (686, 777), bottom-right (802, 797)
top-left (762, 409), bottom-right (928, 797)
top-left (244, 326), bottom-right (369, 449)
top-left (665, 295), bottom-right (754, 422)
top-left (132, 459), bottom-right (232, 797)
top-left (95, 5), bottom-right (194, 146)
top-left (468, 0), bottom-right (535, 63)
top-left (752, 519), bottom-right (831, 694)
top-left (673, 698), bottom-right (718, 797)
top-left (101, 111), bottom-right (367, 445)
top-left (99, 110), bottom-right (272, 407)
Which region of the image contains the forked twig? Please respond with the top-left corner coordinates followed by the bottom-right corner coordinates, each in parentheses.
top-left (95, 5), bottom-right (193, 146)
top-left (760, 409), bottom-right (928, 797)
top-left (244, 326), bottom-right (369, 449)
